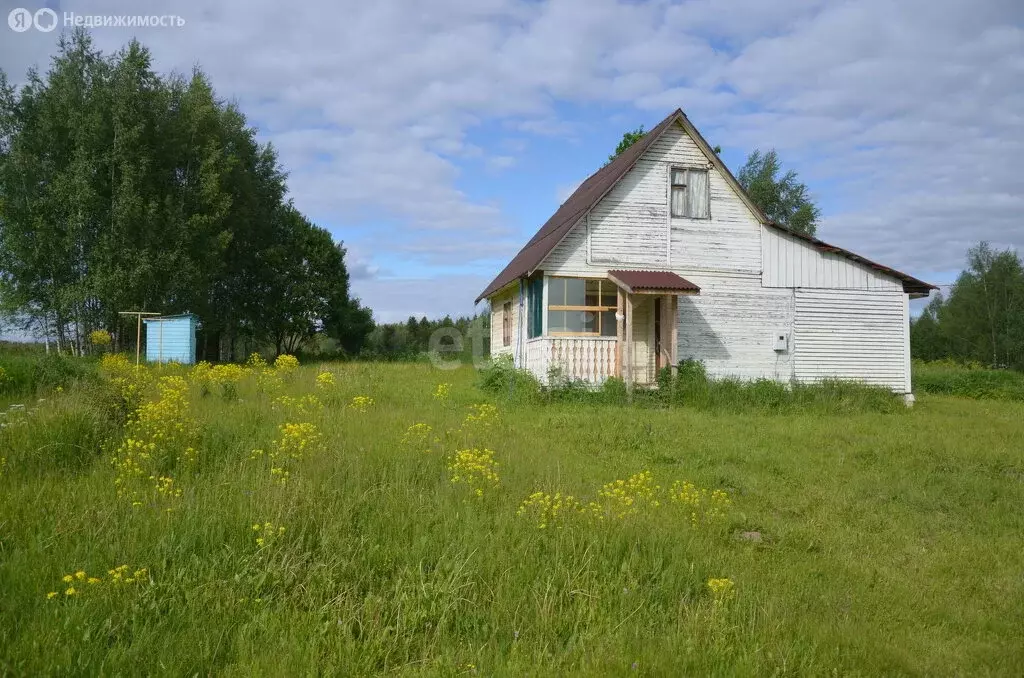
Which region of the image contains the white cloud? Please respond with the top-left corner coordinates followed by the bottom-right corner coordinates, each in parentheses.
top-left (2, 0), bottom-right (1021, 314)
top-left (353, 274), bottom-right (490, 323)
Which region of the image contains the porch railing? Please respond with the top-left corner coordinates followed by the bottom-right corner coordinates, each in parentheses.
top-left (525, 337), bottom-right (617, 383)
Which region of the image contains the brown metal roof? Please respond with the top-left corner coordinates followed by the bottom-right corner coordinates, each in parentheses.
top-left (475, 108), bottom-right (936, 302)
top-left (474, 110), bottom-right (684, 302)
top-left (607, 270), bottom-right (700, 294)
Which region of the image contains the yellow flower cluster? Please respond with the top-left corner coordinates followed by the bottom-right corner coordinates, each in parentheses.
top-left (274, 354), bottom-right (300, 372)
top-left (401, 423), bottom-right (440, 454)
top-left (101, 353), bottom-right (150, 414)
top-left (517, 472), bottom-right (732, 528)
top-left (192, 363), bottom-right (246, 398)
top-left (246, 352), bottom-right (268, 369)
top-left (315, 371), bottom-right (336, 389)
top-left (48, 565), bottom-right (148, 599)
top-left (210, 363), bottom-right (246, 385)
top-left (276, 422), bottom-right (324, 460)
top-left (89, 329), bottom-right (112, 346)
top-left (111, 375), bottom-right (196, 506)
top-left (273, 393), bottom-right (323, 414)
top-left (463, 403), bottom-right (498, 428)
top-left (595, 471), bottom-right (662, 520)
top-left (516, 492), bottom-right (585, 529)
top-left (256, 366), bottom-right (284, 392)
top-left (432, 383), bottom-right (451, 400)
top-left (152, 475), bottom-right (181, 499)
top-left (669, 481), bottom-right (732, 526)
top-left (707, 577), bottom-right (735, 606)
top-left (255, 422), bottom-right (324, 485)
top-left (0, 455), bottom-right (6, 477)
top-left (348, 395), bottom-right (374, 412)
top-left (0, 366), bottom-right (9, 389)
top-left (100, 353), bottom-right (133, 373)
top-left (447, 448), bottom-right (500, 498)
top-left (253, 521), bottom-right (287, 548)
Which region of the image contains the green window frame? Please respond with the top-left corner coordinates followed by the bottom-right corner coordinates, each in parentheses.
top-left (527, 276), bottom-right (543, 339)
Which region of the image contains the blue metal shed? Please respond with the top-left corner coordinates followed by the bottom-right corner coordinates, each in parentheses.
top-left (143, 314), bottom-right (198, 364)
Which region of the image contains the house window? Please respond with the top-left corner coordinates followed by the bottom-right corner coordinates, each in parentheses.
top-left (526, 276), bottom-right (543, 339)
top-left (502, 301), bottom-right (512, 347)
top-left (547, 277), bottom-right (618, 337)
top-left (670, 168), bottom-right (710, 219)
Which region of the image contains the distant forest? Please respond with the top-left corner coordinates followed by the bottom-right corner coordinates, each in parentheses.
top-left (361, 314), bottom-right (489, 362)
top-left (911, 242), bottom-right (1024, 371)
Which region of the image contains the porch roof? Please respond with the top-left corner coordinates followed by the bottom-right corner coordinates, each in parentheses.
top-left (607, 270), bottom-right (700, 295)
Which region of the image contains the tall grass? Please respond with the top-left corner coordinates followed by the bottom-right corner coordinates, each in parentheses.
top-left (0, 348), bottom-right (97, 403)
top-left (480, 357), bottom-right (904, 414)
top-left (1, 355), bottom-right (1022, 675)
top-left (912, 359), bottom-right (1024, 401)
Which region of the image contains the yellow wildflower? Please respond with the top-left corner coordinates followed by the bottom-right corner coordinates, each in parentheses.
top-left (274, 354), bottom-right (300, 372)
top-left (347, 395), bottom-right (374, 412)
top-left (707, 577), bottom-right (736, 606)
top-left (447, 448), bottom-right (500, 498)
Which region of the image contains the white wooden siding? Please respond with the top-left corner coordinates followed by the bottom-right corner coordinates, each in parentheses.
top-left (631, 297), bottom-right (655, 384)
top-left (675, 273), bottom-right (795, 382)
top-left (489, 287), bottom-right (519, 358)
top-left (659, 126), bottom-right (762, 274)
top-left (542, 217), bottom-right (591, 276)
top-left (762, 227), bottom-right (902, 290)
top-left (793, 289), bottom-right (910, 391)
top-left (588, 162), bottom-right (670, 267)
top-left (540, 122), bottom-right (762, 276)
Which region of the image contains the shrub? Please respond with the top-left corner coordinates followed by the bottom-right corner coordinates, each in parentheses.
top-left (658, 360), bottom-right (901, 414)
top-left (478, 355), bottom-right (542, 400)
top-left (0, 352), bottom-right (97, 396)
top-left (88, 329), bottom-right (112, 347)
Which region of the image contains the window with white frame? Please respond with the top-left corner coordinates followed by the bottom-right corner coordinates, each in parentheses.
top-left (670, 168), bottom-right (710, 219)
top-left (546, 277), bottom-right (618, 337)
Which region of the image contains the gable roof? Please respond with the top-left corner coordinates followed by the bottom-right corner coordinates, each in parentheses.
top-left (476, 108), bottom-right (935, 301)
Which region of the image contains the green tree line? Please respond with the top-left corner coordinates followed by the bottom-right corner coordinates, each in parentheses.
top-left (911, 242), bottom-right (1024, 370)
top-left (362, 314), bottom-right (488, 361)
top-left (0, 30), bottom-right (372, 359)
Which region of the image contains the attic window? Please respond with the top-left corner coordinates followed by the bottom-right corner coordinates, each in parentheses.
top-left (670, 168), bottom-right (709, 219)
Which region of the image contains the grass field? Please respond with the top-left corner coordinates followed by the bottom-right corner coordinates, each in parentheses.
top-left (1, 356), bottom-right (1022, 676)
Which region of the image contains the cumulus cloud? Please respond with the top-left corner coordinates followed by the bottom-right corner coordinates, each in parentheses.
top-left (2, 0), bottom-right (1021, 315)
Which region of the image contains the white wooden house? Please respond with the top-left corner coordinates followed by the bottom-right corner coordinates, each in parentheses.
top-left (477, 109), bottom-right (935, 396)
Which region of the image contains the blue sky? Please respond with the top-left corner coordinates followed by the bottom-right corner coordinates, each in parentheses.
top-left (3, 0), bottom-right (1022, 323)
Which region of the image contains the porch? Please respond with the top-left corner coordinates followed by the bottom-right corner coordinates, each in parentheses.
top-left (522, 270), bottom-right (699, 386)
